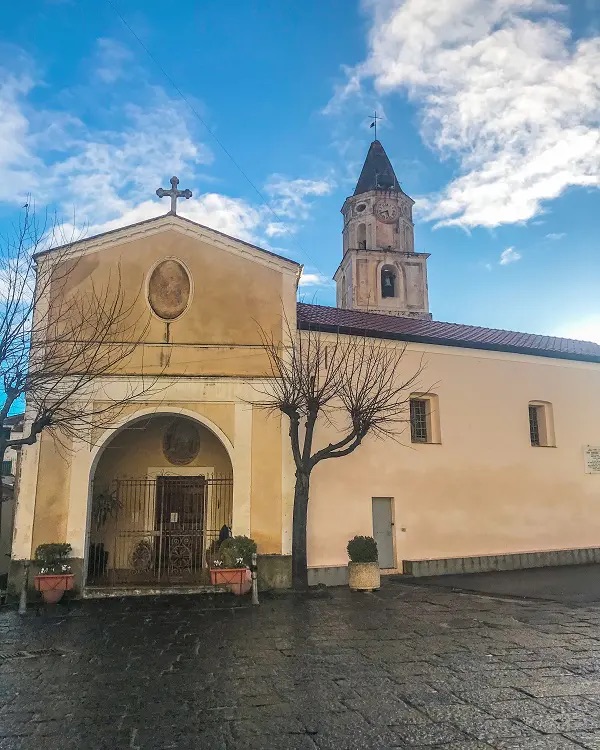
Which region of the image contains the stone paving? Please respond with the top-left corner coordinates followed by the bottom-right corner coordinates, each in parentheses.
top-left (3, 581), bottom-right (600, 749)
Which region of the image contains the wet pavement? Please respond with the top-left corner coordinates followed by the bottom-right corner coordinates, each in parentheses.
top-left (3, 580), bottom-right (600, 748)
top-left (403, 564), bottom-right (600, 605)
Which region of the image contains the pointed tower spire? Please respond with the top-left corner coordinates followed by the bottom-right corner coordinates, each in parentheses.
top-left (354, 140), bottom-right (400, 196)
top-left (335, 137), bottom-right (432, 320)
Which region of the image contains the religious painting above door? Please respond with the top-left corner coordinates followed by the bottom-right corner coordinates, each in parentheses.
top-left (147, 258), bottom-right (191, 320)
top-left (163, 419), bottom-right (201, 465)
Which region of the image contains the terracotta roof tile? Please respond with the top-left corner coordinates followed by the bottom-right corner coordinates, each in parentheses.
top-left (297, 303), bottom-right (600, 363)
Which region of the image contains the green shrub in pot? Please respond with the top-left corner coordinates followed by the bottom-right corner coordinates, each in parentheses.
top-left (347, 535), bottom-right (380, 592)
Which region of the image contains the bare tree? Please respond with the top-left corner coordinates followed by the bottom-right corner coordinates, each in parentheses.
top-left (0, 205), bottom-right (156, 504)
top-left (256, 318), bottom-right (425, 589)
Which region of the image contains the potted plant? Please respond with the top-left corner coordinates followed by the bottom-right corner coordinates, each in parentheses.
top-left (210, 535), bottom-right (256, 595)
top-left (33, 543), bottom-right (75, 604)
top-left (347, 536), bottom-right (380, 592)
top-left (91, 486), bottom-right (122, 530)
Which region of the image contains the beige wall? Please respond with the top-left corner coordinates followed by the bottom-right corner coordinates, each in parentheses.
top-left (31, 431), bottom-right (73, 551)
top-left (13, 219), bottom-right (298, 568)
top-left (250, 409), bottom-right (283, 553)
top-left (94, 416), bottom-right (232, 485)
top-left (47, 220), bottom-right (298, 378)
top-left (307, 339), bottom-right (600, 571)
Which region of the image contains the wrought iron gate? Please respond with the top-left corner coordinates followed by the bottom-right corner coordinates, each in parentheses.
top-left (86, 474), bottom-right (233, 586)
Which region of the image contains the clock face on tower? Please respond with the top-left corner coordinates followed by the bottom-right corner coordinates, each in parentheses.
top-left (375, 200), bottom-right (400, 224)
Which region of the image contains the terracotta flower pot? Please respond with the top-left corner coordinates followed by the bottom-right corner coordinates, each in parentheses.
top-left (210, 567), bottom-right (251, 595)
top-left (34, 574), bottom-right (75, 604)
top-left (348, 562), bottom-right (380, 592)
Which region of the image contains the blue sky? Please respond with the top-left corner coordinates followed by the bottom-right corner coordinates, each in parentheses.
top-left (1, 0), bottom-right (599, 340)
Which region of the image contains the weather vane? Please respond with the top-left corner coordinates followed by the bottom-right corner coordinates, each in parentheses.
top-left (369, 111), bottom-right (382, 141)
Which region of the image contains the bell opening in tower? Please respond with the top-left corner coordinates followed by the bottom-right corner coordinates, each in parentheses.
top-left (381, 266), bottom-right (396, 298)
top-left (357, 223), bottom-right (366, 250)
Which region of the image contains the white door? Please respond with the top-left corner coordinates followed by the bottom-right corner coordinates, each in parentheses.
top-left (372, 497), bottom-right (395, 569)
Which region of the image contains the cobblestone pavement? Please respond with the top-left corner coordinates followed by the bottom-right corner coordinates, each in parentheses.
top-left (4, 582), bottom-right (600, 749)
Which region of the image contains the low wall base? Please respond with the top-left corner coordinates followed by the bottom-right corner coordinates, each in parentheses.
top-left (308, 566), bottom-right (348, 587)
top-left (403, 547), bottom-right (600, 577)
top-left (257, 554), bottom-right (292, 590)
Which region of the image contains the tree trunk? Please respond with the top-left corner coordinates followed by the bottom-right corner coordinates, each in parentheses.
top-left (291, 469), bottom-right (310, 589)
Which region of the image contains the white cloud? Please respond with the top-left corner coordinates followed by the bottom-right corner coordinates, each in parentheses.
top-left (71, 192), bottom-right (263, 244)
top-left (555, 315), bottom-right (600, 343)
top-left (299, 270), bottom-right (334, 287)
top-left (94, 38), bottom-right (133, 84)
top-left (499, 246), bottom-right (522, 265)
top-left (328, 0), bottom-right (600, 229)
top-left (0, 46), bottom-right (332, 282)
top-left (546, 232), bottom-right (566, 240)
top-left (265, 221), bottom-right (293, 238)
top-left (265, 176), bottom-right (335, 221)
top-left (0, 70), bottom-right (40, 202)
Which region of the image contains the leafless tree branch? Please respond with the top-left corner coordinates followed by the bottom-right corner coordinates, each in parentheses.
top-left (254, 311), bottom-right (427, 588)
top-left (0, 204), bottom-right (159, 502)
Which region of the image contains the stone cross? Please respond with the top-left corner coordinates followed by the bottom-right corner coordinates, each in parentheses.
top-left (156, 176), bottom-right (192, 215)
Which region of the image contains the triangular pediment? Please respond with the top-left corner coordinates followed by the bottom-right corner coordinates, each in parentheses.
top-left (36, 213), bottom-right (301, 276)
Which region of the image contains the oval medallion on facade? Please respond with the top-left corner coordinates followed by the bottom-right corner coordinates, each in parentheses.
top-left (163, 419), bottom-right (201, 465)
top-left (148, 259), bottom-right (191, 320)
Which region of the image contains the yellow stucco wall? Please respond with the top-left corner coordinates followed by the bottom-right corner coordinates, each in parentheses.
top-left (48, 223), bottom-right (295, 377)
top-left (94, 416), bottom-right (232, 484)
top-left (307, 341), bottom-right (600, 570)
top-left (250, 409), bottom-right (283, 553)
top-left (91, 401), bottom-right (236, 449)
top-left (31, 431), bottom-right (73, 550)
top-left (19, 220), bottom-right (297, 564)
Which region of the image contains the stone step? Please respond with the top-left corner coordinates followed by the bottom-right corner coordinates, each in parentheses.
top-left (83, 584), bottom-right (230, 599)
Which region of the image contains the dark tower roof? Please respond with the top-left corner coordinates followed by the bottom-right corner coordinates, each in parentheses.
top-left (354, 140), bottom-right (400, 196)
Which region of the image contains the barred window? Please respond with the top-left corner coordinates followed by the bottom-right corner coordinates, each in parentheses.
top-left (410, 399), bottom-right (429, 443)
top-left (529, 405), bottom-right (541, 446)
top-left (528, 401), bottom-right (555, 447)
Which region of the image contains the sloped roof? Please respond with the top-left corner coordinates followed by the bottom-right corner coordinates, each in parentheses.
top-left (297, 303), bottom-right (600, 364)
top-left (354, 140), bottom-right (401, 195)
top-left (34, 213), bottom-right (301, 269)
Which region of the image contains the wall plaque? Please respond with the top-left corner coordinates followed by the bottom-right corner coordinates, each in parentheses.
top-left (584, 446), bottom-right (600, 474)
top-left (148, 259), bottom-right (191, 320)
top-left (163, 420), bottom-right (201, 465)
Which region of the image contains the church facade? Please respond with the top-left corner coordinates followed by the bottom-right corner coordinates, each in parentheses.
top-left (9, 141), bottom-right (600, 594)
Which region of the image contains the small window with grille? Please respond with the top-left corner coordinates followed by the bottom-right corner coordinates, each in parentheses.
top-left (410, 398), bottom-right (429, 443)
top-left (528, 401), bottom-right (555, 447)
top-left (529, 405), bottom-right (541, 446)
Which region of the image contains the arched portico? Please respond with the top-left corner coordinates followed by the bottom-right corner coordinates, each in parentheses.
top-left (84, 410), bottom-right (234, 588)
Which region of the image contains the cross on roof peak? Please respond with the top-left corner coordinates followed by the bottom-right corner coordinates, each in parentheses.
top-left (156, 176), bottom-right (192, 215)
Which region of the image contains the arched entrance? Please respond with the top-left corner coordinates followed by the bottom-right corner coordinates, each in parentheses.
top-left (86, 414), bottom-right (233, 587)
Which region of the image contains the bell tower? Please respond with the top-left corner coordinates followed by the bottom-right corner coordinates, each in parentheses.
top-left (334, 140), bottom-right (431, 319)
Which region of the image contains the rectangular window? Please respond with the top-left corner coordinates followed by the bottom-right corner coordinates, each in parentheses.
top-left (529, 405), bottom-right (541, 446)
top-left (1, 460), bottom-right (12, 475)
top-left (528, 401), bottom-right (555, 447)
top-left (410, 399), bottom-right (429, 443)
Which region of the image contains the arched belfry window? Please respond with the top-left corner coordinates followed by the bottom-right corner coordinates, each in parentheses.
top-left (357, 223), bottom-right (366, 249)
top-left (381, 265), bottom-right (396, 298)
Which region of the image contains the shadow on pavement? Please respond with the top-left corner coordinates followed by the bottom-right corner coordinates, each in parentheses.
top-left (394, 563), bottom-right (600, 605)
